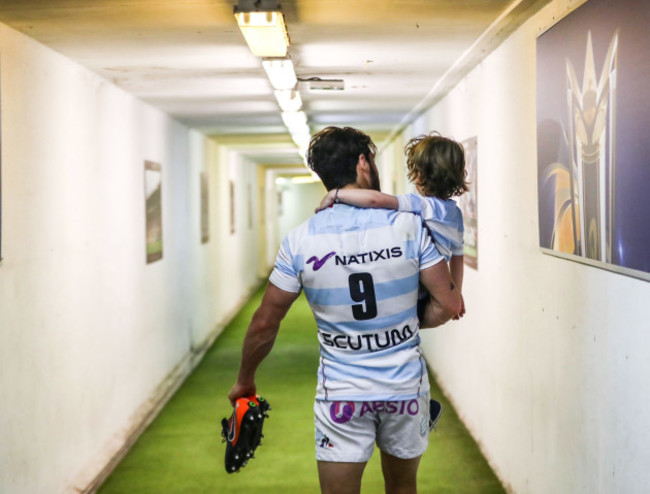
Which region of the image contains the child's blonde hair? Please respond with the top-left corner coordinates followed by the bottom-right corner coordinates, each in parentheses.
top-left (405, 133), bottom-right (469, 199)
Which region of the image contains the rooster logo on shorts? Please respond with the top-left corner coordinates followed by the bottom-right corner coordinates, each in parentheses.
top-left (316, 428), bottom-right (334, 448)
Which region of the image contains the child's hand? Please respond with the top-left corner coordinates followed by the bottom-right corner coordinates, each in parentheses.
top-left (452, 295), bottom-right (466, 320)
top-left (315, 190), bottom-right (337, 212)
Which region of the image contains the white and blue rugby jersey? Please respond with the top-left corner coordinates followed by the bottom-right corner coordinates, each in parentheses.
top-left (397, 194), bottom-right (464, 262)
top-left (269, 204), bottom-right (443, 402)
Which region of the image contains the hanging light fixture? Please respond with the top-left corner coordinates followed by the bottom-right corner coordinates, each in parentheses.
top-left (262, 58), bottom-right (297, 90)
top-left (234, 1), bottom-right (310, 162)
top-left (274, 89), bottom-right (302, 112)
top-left (281, 111), bottom-right (307, 131)
top-left (234, 0), bottom-right (289, 57)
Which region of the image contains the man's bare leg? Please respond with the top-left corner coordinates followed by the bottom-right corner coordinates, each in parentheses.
top-left (380, 452), bottom-right (421, 494)
top-left (317, 461), bottom-right (366, 494)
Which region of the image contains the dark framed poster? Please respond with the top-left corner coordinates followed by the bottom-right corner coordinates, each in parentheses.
top-left (459, 136), bottom-right (477, 269)
top-left (536, 0), bottom-right (650, 281)
top-left (144, 161), bottom-right (163, 263)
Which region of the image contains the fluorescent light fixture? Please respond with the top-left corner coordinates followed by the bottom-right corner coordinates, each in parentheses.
top-left (291, 129), bottom-right (310, 147)
top-left (274, 89), bottom-right (302, 112)
top-left (290, 126), bottom-right (311, 160)
top-left (262, 58), bottom-right (297, 90)
top-left (234, 8), bottom-right (289, 57)
top-left (290, 124), bottom-right (310, 137)
top-left (281, 111), bottom-right (307, 130)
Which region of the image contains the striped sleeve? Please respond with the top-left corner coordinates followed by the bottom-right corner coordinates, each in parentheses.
top-left (269, 236), bottom-right (302, 293)
top-left (420, 199), bottom-right (464, 259)
top-left (446, 203), bottom-right (465, 256)
top-left (416, 217), bottom-right (444, 270)
top-left (400, 194), bottom-right (464, 261)
top-left (397, 193), bottom-right (421, 214)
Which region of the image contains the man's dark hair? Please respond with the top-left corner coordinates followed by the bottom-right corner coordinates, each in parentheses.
top-left (307, 126), bottom-right (377, 191)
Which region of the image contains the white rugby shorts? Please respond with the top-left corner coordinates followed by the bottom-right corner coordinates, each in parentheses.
top-left (314, 393), bottom-right (430, 462)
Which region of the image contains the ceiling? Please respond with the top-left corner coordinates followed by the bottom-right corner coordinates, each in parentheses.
top-left (0, 0), bottom-right (551, 163)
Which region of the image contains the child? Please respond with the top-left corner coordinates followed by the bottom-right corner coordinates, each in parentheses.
top-left (317, 132), bottom-right (468, 323)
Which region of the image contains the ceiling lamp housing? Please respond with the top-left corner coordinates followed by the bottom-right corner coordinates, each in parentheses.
top-left (234, 1), bottom-right (289, 57)
top-left (262, 58), bottom-right (297, 90)
top-left (274, 89), bottom-right (302, 112)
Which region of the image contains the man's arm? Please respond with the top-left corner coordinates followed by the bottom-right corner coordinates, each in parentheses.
top-left (228, 282), bottom-right (300, 405)
top-left (449, 255), bottom-right (464, 291)
top-left (418, 260), bottom-right (462, 328)
top-left (316, 188), bottom-right (399, 212)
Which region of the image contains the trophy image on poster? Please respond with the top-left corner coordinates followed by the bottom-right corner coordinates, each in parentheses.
top-left (565, 31), bottom-right (618, 262)
top-left (538, 0), bottom-right (650, 280)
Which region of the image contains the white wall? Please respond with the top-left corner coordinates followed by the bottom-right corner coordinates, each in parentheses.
top-left (0, 22), bottom-right (262, 493)
top-left (276, 180), bottom-right (327, 244)
top-left (415, 1), bottom-right (650, 493)
top-left (203, 149), bottom-right (262, 321)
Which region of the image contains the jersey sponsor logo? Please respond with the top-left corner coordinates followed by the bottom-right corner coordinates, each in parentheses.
top-left (334, 246), bottom-right (403, 266)
top-left (359, 399), bottom-right (420, 417)
top-left (319, 325), bottom-right (414, 352)
top-left (307, 251), bottom-right (336, 271)
top-left (330, 401), bottom-right (355, 424)
top-left (328, 399), bottom-right (420, 420)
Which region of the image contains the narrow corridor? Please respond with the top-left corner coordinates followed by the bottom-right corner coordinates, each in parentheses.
top-left (99, 288), bottom-right (505, 493)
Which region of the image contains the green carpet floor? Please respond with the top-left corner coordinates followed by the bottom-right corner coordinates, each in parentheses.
top-left (99, 288), bottom-right (505, 494)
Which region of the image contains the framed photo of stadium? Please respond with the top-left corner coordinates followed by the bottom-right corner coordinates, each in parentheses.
top-left (144, 160), bottom-right (163, 264)
top-left (247, 183), bottom-right (253, 229)
top-left (459, 136), bottom-right (477, 270)
top-left (536, 0), bottom-right (650, 281)
top-left (0, 64), bottom-right (2, 264)
top-left (200, 171), bottom-right (209, 244)
top-left (229, 180), bottom-right (235, 234)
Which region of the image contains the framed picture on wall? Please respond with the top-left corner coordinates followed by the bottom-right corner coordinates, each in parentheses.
top-left (536, 0), bottom-right (650, 281)
top-left (200, 171), bottom-right (209, 244)
top-left (459, 136), bottom-right (478, 269)
top-left (229, 180), bottom-right (235, 234)
top-left (259, 185), bottom-right (265, 226)
top-left (247, 183), bottom-right (253, 229)
top-left (0, 63), bottom-right (2, 264)
top-left (144, 160), bottom-right (163, 264)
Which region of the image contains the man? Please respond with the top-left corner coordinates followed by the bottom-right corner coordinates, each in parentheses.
top-left (228, 127), bottom-right (461, 494)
